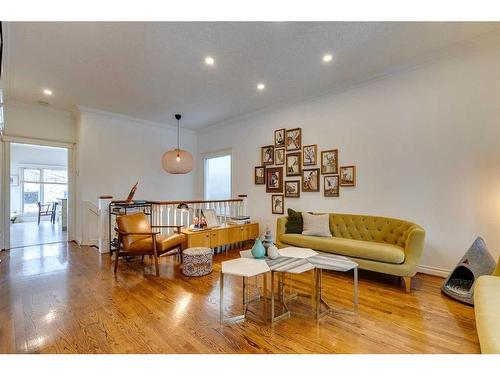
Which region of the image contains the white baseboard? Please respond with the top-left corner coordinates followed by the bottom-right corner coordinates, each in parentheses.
top-left (417, 264), bottom-right (450, 278)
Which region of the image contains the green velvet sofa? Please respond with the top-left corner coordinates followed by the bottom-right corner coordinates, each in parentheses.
top-left (276, 213), bottom-right (425, 292)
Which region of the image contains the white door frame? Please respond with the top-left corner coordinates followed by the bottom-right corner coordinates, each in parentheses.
top-left (1, 135), bottom-right (76, 250)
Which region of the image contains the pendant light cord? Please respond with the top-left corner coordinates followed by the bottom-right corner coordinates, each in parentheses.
top-left (177, 118), bottom-right (180, 154)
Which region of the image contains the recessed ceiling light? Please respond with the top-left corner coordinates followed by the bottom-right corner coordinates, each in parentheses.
top-left (43, 89), bottom-right (53, 96)
top-left (322, 54), bottom-right (333, 63)
top-left (257, 83), bottom-right (265, 91)
top-left (204, 56), bottom-right (215, 66)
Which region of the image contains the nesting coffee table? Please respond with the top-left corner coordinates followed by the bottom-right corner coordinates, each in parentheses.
top-left (220, 247), bottom-right (359, 324)
top-left (220, 257), bottom-right (269, 324)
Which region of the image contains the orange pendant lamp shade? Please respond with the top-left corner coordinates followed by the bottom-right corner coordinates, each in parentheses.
top-left (162, 114), bottom-right (193, 174)
top-left (162, 148), bottom-right (194, 174)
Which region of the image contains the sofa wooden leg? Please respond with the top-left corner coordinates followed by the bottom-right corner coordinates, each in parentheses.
top-left (403, 276), bottom-right (412, 293)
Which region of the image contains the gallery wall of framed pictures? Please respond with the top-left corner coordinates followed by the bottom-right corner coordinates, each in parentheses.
top-left (254, 127), bottom-right (357, 213)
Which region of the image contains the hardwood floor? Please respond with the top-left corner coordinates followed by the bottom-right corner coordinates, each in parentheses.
top-left (10, 221), bottom-right (67, 249)
top-left (0, 242), bottom-right (480, 354)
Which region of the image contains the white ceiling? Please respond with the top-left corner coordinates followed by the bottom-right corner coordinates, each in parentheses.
top-left (5, 22), bottom-right (499, 129)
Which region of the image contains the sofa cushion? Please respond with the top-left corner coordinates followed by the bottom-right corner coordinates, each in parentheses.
top-left (329, 213), bottom-right (413, 247)
top-left (280, 234), bottom-right (405, 264)
top-left (285, 208), bottom-right (303, 234)
top-left (302, 212), bottom-right (332, 237)
top-left (474, 276), bottom-right (500, 354)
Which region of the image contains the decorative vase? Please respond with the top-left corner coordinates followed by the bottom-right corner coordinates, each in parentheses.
top-left (262, 226), bottom-right (273, 251)
top-left (267, 245), bottom-right (279, 260)
top-left (251, 238), bottom-right (266, 259)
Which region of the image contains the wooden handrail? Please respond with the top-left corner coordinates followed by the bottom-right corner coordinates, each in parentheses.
top-left (111, 198), bottom-right (244, 205)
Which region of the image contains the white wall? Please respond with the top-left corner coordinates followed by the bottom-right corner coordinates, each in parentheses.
top-left (75, 108), bottom-right (198, 243)
top-left (4, 101), bottom-right (76, 143)
top-left (10, 143), bottom-right (68, 217)
top-left (197, 42), bottom-right (500, 273)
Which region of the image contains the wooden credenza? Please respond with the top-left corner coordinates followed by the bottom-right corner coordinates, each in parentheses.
top-left (181, 223), bottom-right (259, 249)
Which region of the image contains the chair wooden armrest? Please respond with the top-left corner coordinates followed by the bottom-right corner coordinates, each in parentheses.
top-left (114, 228), bottom-right (160, 236)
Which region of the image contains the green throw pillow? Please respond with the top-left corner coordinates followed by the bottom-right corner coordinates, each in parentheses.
top-left (285, 208), bottom-right (303, 234)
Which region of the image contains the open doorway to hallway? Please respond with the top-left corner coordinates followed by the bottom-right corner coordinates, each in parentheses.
top-left (9, 143), bottom-right (68, 248)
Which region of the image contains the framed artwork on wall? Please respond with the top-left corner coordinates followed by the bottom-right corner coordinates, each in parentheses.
top-left (261, 145), bottom-right (274, 165)
top-left (286, 128), bottom-right (302, 151)
top-left (321, 149), bottom-right (338, 175)
top-left (275, 148), bottom-right (285, 165)
top-left (340, 166), bottom-right (356, 186)
top-left (266, 167), bottom-right (284, 193)
top-left (254, 166), bottom-right (266, 185)
top-left (302, 168), bottom-right (320, 192)
top-left (271, 194), bottom-right (284, 214)
top-left (285, 180), bottom-right (300, 198)
top-left (302, 144), bottom-right (317, 166)
top-left (324, 175), bottom-right (339, 197)
top-left (274, 128), bottom-right (285, 148)
top-left (286, 152), bottom-right (301, 176)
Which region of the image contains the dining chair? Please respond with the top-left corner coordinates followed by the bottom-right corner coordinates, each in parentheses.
top-left (37, 202), bottom-right (58, 225)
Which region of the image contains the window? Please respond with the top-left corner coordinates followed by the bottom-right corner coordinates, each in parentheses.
top-left (21, 167), bottom-right (68, 213)
top-left (204, 152), bottom-right (231, 200)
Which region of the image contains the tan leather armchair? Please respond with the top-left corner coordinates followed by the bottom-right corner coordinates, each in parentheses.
top-left (114, 212), bottom-right (186, 276)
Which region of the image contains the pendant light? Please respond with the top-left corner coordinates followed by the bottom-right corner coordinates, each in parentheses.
top-left (162, 114), bottom-right (194, 174)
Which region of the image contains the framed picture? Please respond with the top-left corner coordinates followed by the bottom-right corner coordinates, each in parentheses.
top-left (201, 209), bottom-right (220, 228)
top-left (274, 128), bottom-right (285, 148)
top-left (254, 166), bottom-right (265, 185)
top-left (286, 128), bottom-right (302, 151)
top-left (285, 180), bottom-right (300, 198)
top-left (10, 175), bottom-right (19, 186)
top-left (321, 149), bottom-right (338, 175)
top-left (271, 194), bottom-right (284, 214)
top-left (302, 168), bottom-right (320, 192)
top-left (261, 145), bottom-right (274, 165)
top-left (275, 148), bottom-right (285, 165)
top-left (286, 152), bottom-right (301, 176)
top-left (302, 144), bottom-right (317, 166)
top-left (340, 166), bottom-right (356, 186)
top-left (324, 175), bottom-right (339, 197)
top-left (266, 167), bottom-right (284, 193)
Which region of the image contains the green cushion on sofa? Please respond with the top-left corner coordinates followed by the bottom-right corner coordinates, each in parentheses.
top-left (285, 208), bottom-right (303, 234)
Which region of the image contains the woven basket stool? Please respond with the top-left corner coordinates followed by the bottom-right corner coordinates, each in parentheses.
top-left (182, 247), bottom-right (214, 276)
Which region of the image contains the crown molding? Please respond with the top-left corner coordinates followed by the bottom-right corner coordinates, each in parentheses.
top-left (198, 30), bottom-right (500, 134)
top-left (77, 105), bottom-right (196, 135)
top-left (6, 100), bottom-right (74, 117)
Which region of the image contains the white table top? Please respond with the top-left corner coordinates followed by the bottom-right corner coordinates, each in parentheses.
top-left (278, 246), bottom-right (318, 259)
top-left (221, 257), bottom-right (270, 277)
top-left (308, 253), bottom-right (358, 272)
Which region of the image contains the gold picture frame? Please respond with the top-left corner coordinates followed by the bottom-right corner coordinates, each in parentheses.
top-left (261, 145), bottom-right (274, 165)
top-left (321, 149), bottom-right (338, 175)
top-left (274, 128), bottom-right (286, 148)
top-left (324, 175), bottom-right (339, 197)
top-left (340, 166), bottom-right (356, 187)
top-left (272, 194), bottom-right (284, 214)
top-left (302, 144), bottom-right (317, 166)
top-left (254, 166), bottom-right (265, 185)
top-left (266, 167), bottom-right (284, 193)
top-left (286, 128), bottom-right (302, 151)
top-left (285, 180), bottom-right (300, 198)
top-left (286, 152), bottom-right (302, 176)
top-left (275, 148), bottom-right (285, 165)
top-left (302, 168), bottom-right (320, 192)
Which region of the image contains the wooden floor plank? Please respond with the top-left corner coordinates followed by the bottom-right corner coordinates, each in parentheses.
top-left (0, 242), bottom-right (480, 354)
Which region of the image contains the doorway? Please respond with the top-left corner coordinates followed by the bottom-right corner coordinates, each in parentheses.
top-left (9, 143), bottom-right (69, 248)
